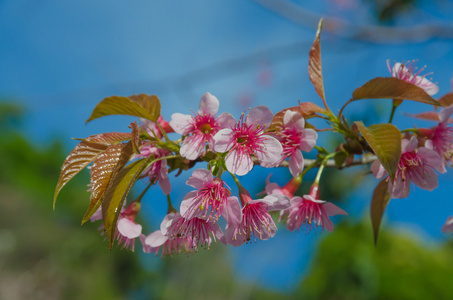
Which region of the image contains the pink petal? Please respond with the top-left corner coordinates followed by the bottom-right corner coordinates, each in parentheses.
top-left (322, 215), bottom-right (335, 232)
top-left (258, 194), bottom-right (290, 211)
top-left (255, 135), bottom-right (283, 166)
top-left (144, 230), bottom-right (168, 247)
top-left (289, 150), bottom-right (304, 177)
top-left (389, 177), bottom-right (410, 199)
top-left (223, 196), bottom-right (242, 228)
top-left (139, 234), bottom-right (155, 253)
top-left (283, 110), bottom-right (305, 129)
top-left (117, 218), bottom-right (142, 239)
top-left (169, 113), bottom-right (192, 135)
top-left (371, 160), bottom-right (387, 179)
top-left (180, 134), bottom-right (205, 160)
top-left (179, 191), bottom-right (198, 219)
top-left (300, 129), bottom-right (318, 152)
top-left (225, 225), bottom-right (245, 247)
top-left (212, 128), bottom-right (234, 153)
top-left (416, 76), bottom-right (439, 96)
top-left (159, 177), bottom-right (171, 196)
top-left (210, 221), bottom-right (227, 245)
top-left (160, 213), bottom-right (178, 234)
top-left (439, 104), bottom-right (453, 124)
top-left (198, 92), bottom-right (219, 115)
top-left (186, 168), bottom-right (213, 189)
top-left (403, 137), bottom-right (417, 153)
top-left (216, 112), bottom-right (236, 129)
top-left (225, 149), bottom-right (254, 176)
top-left (417, 147), bottom-right (445, 173)
top-left (442, 216), bottom-right (453, 234)
top-left (323, 202), bottom-right (348, 217)
top-left (246, 105), bottom-right (273, 129)
top-left (411, 167), bottom-right (438, 192)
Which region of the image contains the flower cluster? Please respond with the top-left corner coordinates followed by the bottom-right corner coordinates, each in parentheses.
top-left (54, 39), bottom-right (453, 260)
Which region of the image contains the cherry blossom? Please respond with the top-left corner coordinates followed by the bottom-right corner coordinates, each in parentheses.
top-left (140, 115), bottom-right (173, 139)
top-left (169, 92), bottom-right (234, 160)
top-left (213, 106), bottom-right (283, 176)
top-left (280, 186), bottom-right (347, 233)
top-left (442, 216), bottom-right (453, 234)
top-left (225, 188), bottom-right (290, 247)
top-left (387, 60), bottom-right (439, 95)
top-left (141, 213), bottom-right (195, 257)
top-left (423, 104), bottom-right (453, 168)
top-left (180, 168), bottom-right (239, 222)
top-left (371, 136), bottom-right (445, 198)
top-left (135, 143), bottom-right (171, 195)
top-left (273, 110), bottom-right (317, 177)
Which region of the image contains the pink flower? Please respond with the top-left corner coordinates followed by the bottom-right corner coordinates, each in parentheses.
top-left (180, 169), bottom-right (238, 222)
top-left (423, 104), bottom-right (453, 168)
top-left (141, 213), bottom-right (195, 257)
top-left (225, 188), bottom-right (290, 247)
top-left (140, 115), bottom-right (174, 139)
top-left (135, 143), bottom-right (171, 195)
top-left (170, 93), bottom-right (234, 160)
top-left (264, 174), bottom-right (302, 199)
top-left (371, 136), bottom-right (445, 198)
top-left (281, 186), bottom-right (347, 233)
top-left (273, 110), bottom-right (317, 177)
top-left (387, 60), bottom-right (439, 95)
top-left (165, 214), bottom-right (226, 250)
top-left (91, 202), bottom-right (142, 251)
top-left (213, 106), bottom-right (283, 176)
top-left (442, 216), bottom-right (453, 234)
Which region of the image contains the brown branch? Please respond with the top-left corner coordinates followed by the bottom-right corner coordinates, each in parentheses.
top-left (253, 0), bottom-right (453, 43)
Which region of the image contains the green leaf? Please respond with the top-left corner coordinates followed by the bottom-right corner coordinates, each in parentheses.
top-left (308, 18), bottom-right (328, 109)
top-left (86, 94), bottom-right (161, 123)
top-left (355, 121), bottom-right (401, 181)
top-left (102, 157), bottom-right (152, 249)
top-left (352, 77), bottom-right (441, 106)
top-left (81, 141), bottom-right (134, 224)
top-left (371, 179), bottom-right (391, 245)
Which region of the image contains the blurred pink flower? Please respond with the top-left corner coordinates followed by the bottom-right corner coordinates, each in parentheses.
top-left (213, 106), bottom-right (283, 176)
top-left (442, 216), bottom-right (453, 234)
top-left (170, 92), bottom-right (234, 160)
top-left (387, 60), bottom-right (438, 95)
top-left (371, 137), bottom-right (445, 198)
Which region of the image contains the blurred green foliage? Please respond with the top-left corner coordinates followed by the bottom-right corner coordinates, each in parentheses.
top-left (299, 219), bottom-right (453, 300)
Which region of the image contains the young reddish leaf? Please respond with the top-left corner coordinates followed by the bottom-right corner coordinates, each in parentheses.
top-left (129, 121), bottom-right (142, 155)
top-left (405, 111), bottom-right (440, 122)
top-left (77, 132), bottom-right (132, 144)
top-left (308, 18), bottom-right (328, 110)
top-left (438, 93), bottom-right (453, 107)
top-left (53, 140), bottom-right (109, 208)
top-left (102, 157), bottom-right (152, 249)
top-left (81, 141), bottom-right (134, 224)
top-left (355, 121), bottom-right (401, 181)
top-left (352, 77), bottom-right (440, 106)
top-left (371, 179), bottom-right (391, 245)
top-left (86, 94), bottom-right (161, 123)
top-left (266, 102), bottom-right (326, 132)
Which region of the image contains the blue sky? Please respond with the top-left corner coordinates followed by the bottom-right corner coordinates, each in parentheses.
top-left (2, 0), bottom-right (453, 292)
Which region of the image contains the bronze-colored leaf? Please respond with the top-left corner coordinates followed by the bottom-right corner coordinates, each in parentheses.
top-left (86, 94), bottom-right (161, 123)
top-left (405, 111), bottom-right (440, 122)
top-left (267, 102), bottom-right (326, 132)
top-left (77, 132), bottom-right (132, 144)
top-left (308, 18), bottom-right (328, 109)
top-left (129, 121), bottom-right (142, 155)
top-left (438, 93), bottom-right (453, 107)
top-left (352, 77), bottom-right (440, 106)
top-left (102, 157), bottom-right (152, 249)
top-left (81, 141), bottom-right (134, 224)
top-left (355, 121), bottom-right (401, 181)
top-left (53, 141), bottom-right (109, 209)
top-left (371, 179), bottom-right (391, 245)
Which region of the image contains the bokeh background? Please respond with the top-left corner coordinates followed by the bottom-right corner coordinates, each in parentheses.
top-left (2, 1), bottom-right (453, 299)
